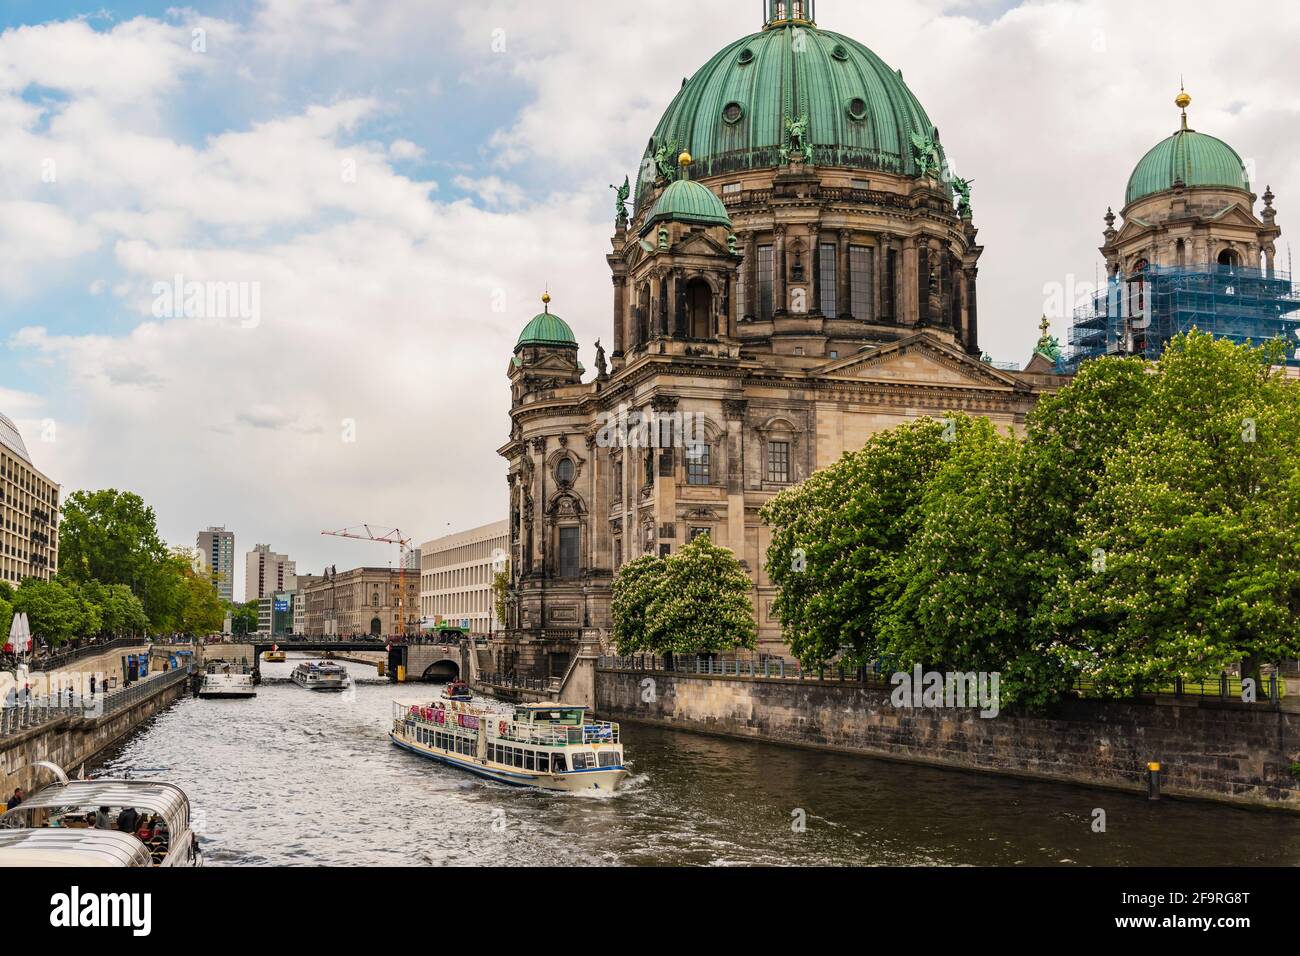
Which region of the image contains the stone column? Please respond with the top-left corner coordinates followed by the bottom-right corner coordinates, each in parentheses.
top-left (875, 232), bottom-right (889, 321)
top-left (531, 437), bottom-right (547, 579)
top-left (587, 434), bottom-right (607, 573)
top-left (723, 399), bottom-right (747, 554)
top-left (673, 268), bottom-right (686, 338)
top-left (837, 229), bottom-right (851, 319)
top-left (652, 395), bottom-right (679, 556)
top-left (744, 232), bottom-right (757, 320)
top-left (774, 225), bottom-right (788, 316)
top-left (808, 224), bottom-right (821, 314)
top-left (611, 275), bottom-right (625, 355)
top-left (965, 267), bottom-right (979, 352)
top-left (902, 236), bottom-right (918, 326)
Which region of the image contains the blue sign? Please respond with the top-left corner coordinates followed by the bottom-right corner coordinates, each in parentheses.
top-left (274, 599), bottom-right (290, 611)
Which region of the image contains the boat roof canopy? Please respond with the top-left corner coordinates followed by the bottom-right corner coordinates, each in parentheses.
top-left (514, 703), bottom-right (589, 711)
top-left (0, 828), bottom-right (152, 867)
top-left (2, 779), bottom-right (190, 832)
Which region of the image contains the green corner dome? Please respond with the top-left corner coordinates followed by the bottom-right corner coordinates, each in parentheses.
top-left (634, 7), bottom-right (947, 211)
top-left (1125, 128), bottom-right (1249, 206)
top-left (642, 177), bottom-right (733, 234)
top-left (515, 297), bottom-right (577, 349)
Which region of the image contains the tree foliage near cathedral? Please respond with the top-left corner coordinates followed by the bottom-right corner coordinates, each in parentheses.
top-left (762, 332), bottom-right (1300, 706)
top-left (610, 537), bottom-right (757, 654)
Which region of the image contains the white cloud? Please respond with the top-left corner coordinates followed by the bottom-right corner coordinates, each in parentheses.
top-left (3, 0), bottom-right (1299, 595)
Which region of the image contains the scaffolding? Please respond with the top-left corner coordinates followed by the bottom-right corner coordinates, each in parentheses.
top-left (1066, 264), bottom-right (1300, 370)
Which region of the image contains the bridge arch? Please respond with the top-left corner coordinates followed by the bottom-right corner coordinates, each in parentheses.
top-left (422, 659), bottom-right (460, 681)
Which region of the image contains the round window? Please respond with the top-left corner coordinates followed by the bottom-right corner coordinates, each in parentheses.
top-left (737, 48), bottom-right (754, 65)
top-left (722, 101), bottom-right (745, 124)
top-left (847, 97), bottom-right (868, 121)
top-left (556, 458), bottom-right (575, 483)
top-left (832, 44), bottom-right (850, 61)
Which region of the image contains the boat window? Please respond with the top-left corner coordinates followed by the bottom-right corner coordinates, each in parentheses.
top-left (571, 752), bottom-right (592, 770)
top-left (553, 754), bottom-right (568, 772)
top-left (536, 753), bottom-right (550, 773)
top-left (598, 751), bottom-right (620, 768)
top-left (525, 750), bottom-right (535, 771)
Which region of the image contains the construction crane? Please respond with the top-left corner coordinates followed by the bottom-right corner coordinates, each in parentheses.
top-left (320, 525), bottom-right (415, 637)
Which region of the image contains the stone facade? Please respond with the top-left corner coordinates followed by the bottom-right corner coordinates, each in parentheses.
top-left (300, 567), bottom-right (418, 638)
top-left (597, 667), bottom-right (1300, 810)
top-left (493, 15), bottom-right (1070, 679)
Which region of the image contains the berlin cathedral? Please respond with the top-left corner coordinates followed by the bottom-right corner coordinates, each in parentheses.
top-left (494, 0), bottom-right (1288, 676)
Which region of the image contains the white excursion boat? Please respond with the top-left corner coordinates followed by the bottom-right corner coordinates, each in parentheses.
top-left (390, 699), bottom-right (627, 792)
top-left (292, 660), bottom-right (350, 691)
top-left (0, 773), bottom-right (200, 867)
top-left (199, 660), bottom-right (256, 699)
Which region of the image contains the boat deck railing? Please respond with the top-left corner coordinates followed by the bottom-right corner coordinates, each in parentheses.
top-left (397, 703), bottom-right (619, 746)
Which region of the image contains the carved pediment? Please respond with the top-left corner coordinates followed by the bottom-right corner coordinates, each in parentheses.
top-left (672, 232), bottom-right (731, 258)
top-left (817, 332), bottom-right (1028, 391)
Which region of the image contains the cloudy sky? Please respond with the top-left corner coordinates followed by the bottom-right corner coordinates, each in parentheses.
top-left (1, 0), bottom-right (1297, 599)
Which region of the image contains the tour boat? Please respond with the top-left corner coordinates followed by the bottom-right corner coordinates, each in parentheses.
top-left (0, 771), bottom-right (200, 867)
top-left (390, 699), bottom-right (627, 792)
top-left (441, 680), bottom-right (473, 702)
top-left (198, 660), bottom-right (256, 699)
top-left (263, 648), bottom-right (286, 663)
top-left (291, 660), bottom-right (350, 691)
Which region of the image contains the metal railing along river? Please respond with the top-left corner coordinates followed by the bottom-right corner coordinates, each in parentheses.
top-left (0, 664), bottom-right (194, 738)
top-left (599, 655), bottom-right (1288, 704)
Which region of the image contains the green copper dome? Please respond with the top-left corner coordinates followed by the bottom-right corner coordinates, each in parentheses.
top-left (515, 299), bottom-right (577, 349)
top-left (642, 177), bottom-right (733, 234)
top-left (1125, 129), bottom-right (1249, 206)
top-left (634, 15), bottom-right (947, 210)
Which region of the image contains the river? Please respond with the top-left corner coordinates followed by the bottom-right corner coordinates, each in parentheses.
top-left (90, 657), bottom-right (1300, 866)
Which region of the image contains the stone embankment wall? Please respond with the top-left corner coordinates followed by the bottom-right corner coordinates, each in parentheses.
top-left (596, 667), bottom-right (1300, 810)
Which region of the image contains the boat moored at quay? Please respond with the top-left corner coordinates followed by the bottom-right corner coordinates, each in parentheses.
top-left (198, 660), bottom-right (256, 699)
top-left (291, 661), bottom-right (350, 691)
top-left (390, 699), bottom-right (627, 792)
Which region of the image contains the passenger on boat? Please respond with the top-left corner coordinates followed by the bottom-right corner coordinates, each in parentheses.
top-left (96, 806), bottom-right (111, 829)
top-left (6, 788), bottom-right (21, 809)
top-left (136, 817), bottom-right (155, 842)
top-left (117, 806), bottom-right (140, 834)
top-left (84, 811), bottom-right (100, 828)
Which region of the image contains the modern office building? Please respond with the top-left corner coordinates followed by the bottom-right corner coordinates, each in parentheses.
top-left (196, 526), bottom-right (236, 602)
top-left (0, 413), bottom-right (59, 585)
top-left (245, 544), bottom-right (296, 603)
top-left (419, 520), bottom-right (509, 635)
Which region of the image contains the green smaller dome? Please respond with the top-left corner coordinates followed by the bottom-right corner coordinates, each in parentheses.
top-left (641, 178), bottom-right (732, 234)
top-left (515, 301), bottom-right (577, 349)
top-left (1126, 129), bottom-right (1249, 206)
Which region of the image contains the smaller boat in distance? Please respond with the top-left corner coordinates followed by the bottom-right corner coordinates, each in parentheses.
top-left (198, 660), bottom-right (256, 699)
top-left (441, 680), bottom-right (473, 702)
top-left (263, 646), bottom-right (286, 663)
top-left (291, 660), bottom-right (350, 691)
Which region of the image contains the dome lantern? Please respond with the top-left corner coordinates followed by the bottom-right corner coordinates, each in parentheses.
top-left (514, 293), bottom-right (578, 350)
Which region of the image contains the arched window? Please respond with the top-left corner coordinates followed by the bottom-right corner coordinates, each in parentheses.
top-left (1127, 258), bottom-right (1148, 318)
top-left (1218, 248), bottom-right (1240, 270)
top-left (556, 457), bottom-right (575, 484)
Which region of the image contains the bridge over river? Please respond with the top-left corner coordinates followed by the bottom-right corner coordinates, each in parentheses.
top-left (209, 639), bottom-right (466, 683)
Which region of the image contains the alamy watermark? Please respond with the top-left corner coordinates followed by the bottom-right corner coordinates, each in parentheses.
top-left (594, 403), bottom-right (708, 452)
top-left (890, 665), bottom-right (1000, 719)
top-left (151, 274), bottom-right (261, 328)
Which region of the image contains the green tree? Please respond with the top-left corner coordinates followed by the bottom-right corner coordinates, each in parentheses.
top-left (230, 601), bottom-right (259, 636)
top-left (13, 578), bottom-right (86, 646)
top-left (761, 417), bottom-right (959, 666)
top-left (609, 555), bottom-right (666, 653)
top-left (101, 584), bottom-right (149, 637)
top-left (644, 535), bottom-right (757, 654)
top-left (491, 562), bottom-right (511, 633)
top-left (1052, 333), bottom-right (1300, 692)
top-left (0, 594), bottom-right (12, 647)
top-left (58, 489), bottom-right (173, 626)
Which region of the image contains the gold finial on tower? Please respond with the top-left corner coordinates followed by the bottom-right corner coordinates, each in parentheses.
top-left (1176, 82), bottom-right (1191, 130)
top-left (542, 290), bottom-right (551, 312)
top-left (1038, 314), bottom-right (1051, 340)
